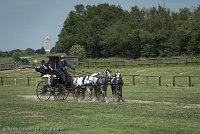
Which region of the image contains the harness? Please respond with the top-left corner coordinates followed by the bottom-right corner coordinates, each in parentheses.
top-left (82, 76), bottom-right (87, 85)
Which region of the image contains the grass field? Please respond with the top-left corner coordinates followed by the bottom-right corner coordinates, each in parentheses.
top-left (0, 65), bottom-right (200, 133)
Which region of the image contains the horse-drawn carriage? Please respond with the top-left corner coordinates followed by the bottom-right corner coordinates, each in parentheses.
top-left (35, 56), bottom-right (125, 102)
top-left (35, 56), bottom-right (75, 101)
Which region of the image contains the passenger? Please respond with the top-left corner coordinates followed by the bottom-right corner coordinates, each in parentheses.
top-left (34, 60), bottom-right (53, 84)
top-left (35, 60), bottom-right (49, 76)
top-left (46, 61), bottom-right (55, 75)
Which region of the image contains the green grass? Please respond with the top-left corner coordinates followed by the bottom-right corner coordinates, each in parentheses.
top-left (0, 85), bottom-right (200, 134)
top-left (0, 64), bottom-right (200, 87)
top-left (0, 65), bottom-right (200, 133)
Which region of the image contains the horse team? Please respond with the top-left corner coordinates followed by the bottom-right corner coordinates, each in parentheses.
top-left (73, 68), bottom-right (125, 103)
top-left (36, 65), bottom-right (125, 103)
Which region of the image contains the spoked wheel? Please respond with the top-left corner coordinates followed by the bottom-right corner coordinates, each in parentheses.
top-left (53, 84), bottom-right (69, 100)
top-left (36, 81), bottom-right (51, 101)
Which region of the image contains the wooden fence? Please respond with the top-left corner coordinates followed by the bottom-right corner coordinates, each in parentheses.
top-left (79, 57), bottom-right (200, 68)
top-left (0, 63), bottom-right (15, 71)
top-left (124, 75), bottom-right (200, 87)
top-left (0, 77), bottom-right (40, 87)
top-left (1, 57), bottom-right (200, 70)
top-left (1, 75), bottom-right (200, 87)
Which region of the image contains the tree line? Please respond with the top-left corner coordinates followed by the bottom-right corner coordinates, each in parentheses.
top-left (0, 47), bottom-right (46, 58)
top-left (55, 4), bottom-right (200, 59)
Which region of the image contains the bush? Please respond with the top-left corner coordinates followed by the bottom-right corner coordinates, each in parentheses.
top-left (69, 45), bottom-right (86, 60)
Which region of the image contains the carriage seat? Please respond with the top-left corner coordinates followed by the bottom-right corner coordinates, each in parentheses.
top-left (42, 74), bottom-right (56, 85)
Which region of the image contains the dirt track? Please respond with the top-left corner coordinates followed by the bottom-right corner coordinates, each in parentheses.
top-left (16, 95), bottom-right (200, 109)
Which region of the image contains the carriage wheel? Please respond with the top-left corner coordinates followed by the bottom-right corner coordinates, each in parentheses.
top-left (36, 81), bottom-right (51, 101)
top-left (53, 84), bottom-right (69, 100)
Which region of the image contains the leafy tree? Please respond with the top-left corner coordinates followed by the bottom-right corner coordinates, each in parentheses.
top-left (55, 3), bottom-right (200, 59)
top-left (50, 46), bottom-right (57, 53)
top-left (25, 48), bottom-right (35, 55)
top-left (35, 47), bottom-right (46, 54)
top-left (0, 51), bottom-right (9, 57)
top-left (12, 51), bottom-right (21, 62)
top-left (69, 44), bottom-right (86, 60)
top-left (187, 5), bottom-right (200, 56)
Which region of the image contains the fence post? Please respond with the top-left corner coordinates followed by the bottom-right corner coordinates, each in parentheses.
top-left (115, 62), bottom-right (118, 68)
top-left (195, 57), bottom-right (198, 63)
top-left (14, 78), bottom-right (17, 86)
top-left (1, 77), bottom-right (3, 86)
top-left (87, 63), bottom-right (89, 68)
top-left (188, 76), bottom-right (192, 87)
top-left (159, 76), bottom-right (161, 86)
top-left (156, 59), bottom-right (158, 67)
top-left (185, 58), bottom-right (188, 65)
top-left (146, 76), bottom-right (148, 85)
top-left (28, 77), bottom-right (30, 86)
top-left (173, 76), bottom-right (175, 86)
top-left (132, 75), bottom-right (135, 85)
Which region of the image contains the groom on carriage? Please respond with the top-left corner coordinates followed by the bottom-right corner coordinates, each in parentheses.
top-left (35, 60), bottom-right (50, 76)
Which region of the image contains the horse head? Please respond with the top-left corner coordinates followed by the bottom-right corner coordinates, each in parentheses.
top-left (103, 68), bottom-right (111, 80)
top-left (115, 70), bottom-right (123, 84)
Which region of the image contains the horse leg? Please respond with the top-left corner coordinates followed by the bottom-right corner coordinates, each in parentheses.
top-left (117, 85), bottom-right (125, 102)
top-left (116, 85), bottom-right (121, 102)
top-left (111, 85), bottom-right (117, 102)
top-left (104, 88), bottom-right (108, 103)
top-left (92, 86), bottom-right (97, 101)
top-left (90, 86), bottom-right (95, 100)
top-left (95, 87), bottom-right (101, 101)
top-left (75, 87), bottom-right (81, 101)
top-left (111, 85), bottom-right (114, 102)
top-left (120, 86), bottom-right (125, 102)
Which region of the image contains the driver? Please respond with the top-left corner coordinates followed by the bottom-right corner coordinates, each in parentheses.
top-left (58, 55), bottom-right (75, 85)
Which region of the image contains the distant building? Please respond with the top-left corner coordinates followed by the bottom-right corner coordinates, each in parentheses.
top-left (44, 36), bottom-right (51, 53)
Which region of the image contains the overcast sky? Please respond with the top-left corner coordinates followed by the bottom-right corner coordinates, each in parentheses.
top-left (0, 0), bottom-right (199, 51)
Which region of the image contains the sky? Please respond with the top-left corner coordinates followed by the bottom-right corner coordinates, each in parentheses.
top-left (0, 0), bottom-right (199, 51)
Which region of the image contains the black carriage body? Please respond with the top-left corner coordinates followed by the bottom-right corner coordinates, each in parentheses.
top-left (48, 55), bottom-right (77, 86)
top-left (47, 56), bottom-right (78, 70)
top-left (36, 56), bottom-right (77, 101)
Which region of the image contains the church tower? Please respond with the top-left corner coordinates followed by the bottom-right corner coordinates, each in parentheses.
top-left (44, 36), bottom-right (51, 53)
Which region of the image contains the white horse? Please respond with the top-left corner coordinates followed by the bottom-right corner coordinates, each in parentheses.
top-left (72, 72), bottom-right (100, 101)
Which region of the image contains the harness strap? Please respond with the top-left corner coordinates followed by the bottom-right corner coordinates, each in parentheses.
top-left (74, 77), bottom-right (79, 85)
top-left (82, 76), bottom-right (86, 85)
